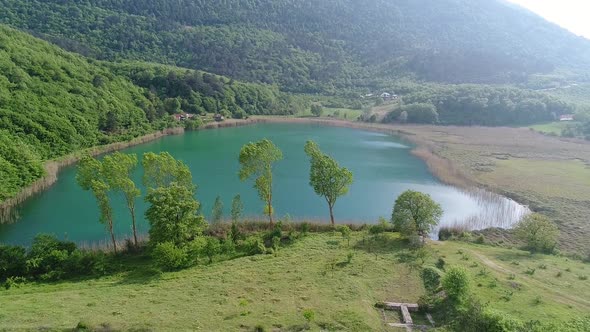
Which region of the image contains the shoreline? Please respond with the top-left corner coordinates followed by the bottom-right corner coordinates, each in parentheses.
top-left (0, 118), bottom-right (260, 221)
top-left (254, 117), bottom-right (475, 190)
top-left (1, 116), bottom-right (495, 223)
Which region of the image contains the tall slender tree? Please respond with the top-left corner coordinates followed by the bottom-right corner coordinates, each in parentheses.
top-left (231, 194), bottom-right (244, 223)
top-left (304, 140), bottom-right (353, 225)
top-left (238, 139), bottom-right (282, 225)
top-left (76, 155), bottom-right (118, 253)
top-left (102, 152), bottom-right (141, 247)
top-left (211, 195), bottom-right (224, 224)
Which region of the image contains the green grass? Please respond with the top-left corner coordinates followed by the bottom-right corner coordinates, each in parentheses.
top-left (295, 108), bottom-right (364, 120)
top-left (0, 233), bottom-right (423, 331)
top-left (433, 241), bottom-right (590, 323)
top-left (1, 232), bottom-right (588, 331)
top-left (529, 121), bottom-right (579, 135)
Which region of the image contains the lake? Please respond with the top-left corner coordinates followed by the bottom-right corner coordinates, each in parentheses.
top-left (0, 123), bottom-right (528, 245)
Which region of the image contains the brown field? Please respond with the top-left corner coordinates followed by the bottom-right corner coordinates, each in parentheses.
top-left (257, 117), bottom-right (590, 254)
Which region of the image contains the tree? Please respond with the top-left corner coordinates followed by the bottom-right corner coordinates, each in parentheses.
top-left (304, 140), bottom-right (353, 225)
top-left (142, 152), bottom-right (194, 192)
top-left (163, 97), bottom-right (181, 114)
top-left (442, 267), bottom-right (471, 302)
top-left (231, 194), bottom-right (244, 223)
top-left (203, 237), bottom-right (221, 264)
top-left (337, 225), bottom-right (352, 246)
top-left (211, 195), bottom-right (224, 224)
top-left (102, 152), bottom-right (141, 247)
top-left (76, 156), bottom-right (118, 253)
top-left (391, 190), bottom-right (443, 244)
top-left (238, 139), bottom-right (283, 225)
top-left (310, 104), bottom-right (323, 117)
top-left (145, 183), bottom-right (206, 246)
top-left (514, 213), bottom-right (559, 253)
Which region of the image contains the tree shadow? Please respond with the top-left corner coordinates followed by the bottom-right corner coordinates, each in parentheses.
top-left (353, 233), bottom-right (407, 254)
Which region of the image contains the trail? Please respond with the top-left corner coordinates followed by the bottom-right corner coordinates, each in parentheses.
top-left (469, 250), bottom-right (590, 309)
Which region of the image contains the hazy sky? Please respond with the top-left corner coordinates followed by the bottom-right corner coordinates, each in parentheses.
top-left (506, 0), bottom-right (590, 39)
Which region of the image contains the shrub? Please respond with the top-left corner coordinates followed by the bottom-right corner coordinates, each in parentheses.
top-left (152, 242), bottom-right (188, 271)
top-left (0, 244), bottom-right (27, 280)
top-left (3, 276), bottom-right (26, 290)
top-left (26, 234), bottom-right (78, 280)
top-left (442, 267), bottom-right (471, 302)
top-left (514, 213), bottom-right (559, 254)
top-left (436, 258), bottom-right (446, 270)
top-left (301, 222), bottom-right (310, 235)
top-left (302, 309), bottom-right (315, 322)
top-left (475, 235), bottom-right (485, 244)
top-left (421, 267), bottom-right (441, 293)
top-left (240, 236), bottom-right (267, 255)
top-left (203, 237), bottom-right (221, 263)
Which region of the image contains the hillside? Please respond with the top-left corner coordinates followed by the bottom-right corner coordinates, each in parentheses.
top-left (1, 232), bottom-right (588, 331)
top-left (0, 25), bottom-right (299, 203)
top-left (1, 0), bottom-right (590, 93)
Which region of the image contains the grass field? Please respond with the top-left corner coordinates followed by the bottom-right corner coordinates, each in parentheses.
top-left (529, 122), bottom-right (579, 135)
top-left (1, 232), bottom-right (588, 331)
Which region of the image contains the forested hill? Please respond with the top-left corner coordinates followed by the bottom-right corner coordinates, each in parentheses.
top-left (0, 25), bottom-right (298, 202)
top-left (1, 0), bottom-right (590, 93)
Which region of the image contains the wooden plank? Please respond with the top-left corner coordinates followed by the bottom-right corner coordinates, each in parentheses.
top-left (400, 305), bottom-right (413, 324)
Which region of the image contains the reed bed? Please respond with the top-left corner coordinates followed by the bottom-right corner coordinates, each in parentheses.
top-left (433, 188), bottom-right (530, 239)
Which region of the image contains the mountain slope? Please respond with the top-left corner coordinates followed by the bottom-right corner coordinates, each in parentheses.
top-left (0, 25), bottom-right (298, 202)
top-left (1, 0), bottom-right (590, 92)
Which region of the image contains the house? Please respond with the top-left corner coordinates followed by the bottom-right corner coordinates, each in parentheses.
top-left (381, 92), bottom-right (391, 99)
top-left (560, 114), bottom-right (575, 121)
top-left (214, 114), bottom-right (225, 122)
top-left (172, 113), bottom-right (195, 121)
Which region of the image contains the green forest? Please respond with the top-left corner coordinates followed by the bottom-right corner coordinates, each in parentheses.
top-left (0, 25), bottom-right (298, 202)
top-left (2, 0), bottom-right (590, 93)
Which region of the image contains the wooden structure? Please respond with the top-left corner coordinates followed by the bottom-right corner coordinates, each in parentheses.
top-left (380, 301), bottom-right (434, 331)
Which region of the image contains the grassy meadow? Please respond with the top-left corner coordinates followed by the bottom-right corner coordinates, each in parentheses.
top-left (1, 231), bottom-right (589, 331)
top-left (529, 121), bottom-right (579, 135)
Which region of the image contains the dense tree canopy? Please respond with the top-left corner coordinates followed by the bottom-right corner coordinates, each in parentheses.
top-left (0, 25), bottom-right (293, 204)
top-left (2, 0), bottom-right (590, 93)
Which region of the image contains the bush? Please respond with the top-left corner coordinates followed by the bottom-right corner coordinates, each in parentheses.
top-left (421, 267), bottom-right (442, 293)
top-left (152, 242), bottom-right (188, 271)
top-left (514, 213), bottom-right (559, 254)
top-left (240, 236), bottom-right (267, 255)
top-left (0, 244), bottom-right (27, 280)
top-left (302, 309), bottom-right (315, 322)
top-left (436, 258), bottom-right (446, 270)
top-left (442, 267), bottom-right (471, 302)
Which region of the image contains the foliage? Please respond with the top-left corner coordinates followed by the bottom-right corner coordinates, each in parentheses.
top-left (230, 194), bottom-right (244, 223)
top-left (310, 104), bottom-right (323, 117)
top-left (441, 266), bottom-right (471, 302)
top-left (3, 0), bottom-right (590, 94)
top-left (76, 155), bottom-right (118, 252)
top-left (0, 244), bottom-right (27, 280)
top-left (152, 242), bottom-right (188, 271)
top-left (514, 213), bottom-right (559, 253)
top-left (145, 183), bottom-right (206, 246)
top-left (211, 195), bottom-right (224, 224)
top-left (384, 103), bottom-right (438, 124)
top-left (337, 225), bottom-right (352, 246)
top-left (142, 152), bottom-right (194, 192)
top-left (102, 152), bottom-right (141, 246)
top-left (203, 237), bottom-right (221, 264)
top-left (304, 140), bottom-right (353, 225)
top-left (391, 190), bottom-right (443, 241)
top-left (421, 266), bottom-right (441, 294)
top-left (238, 139), bottom-right (283, 224)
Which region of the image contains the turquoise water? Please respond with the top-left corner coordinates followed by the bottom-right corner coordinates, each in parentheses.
top-left (0, 123), bottom-right (526, 245)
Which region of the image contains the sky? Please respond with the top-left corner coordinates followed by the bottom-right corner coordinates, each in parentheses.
top-left (506, 0), bottom-right (590, 39)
